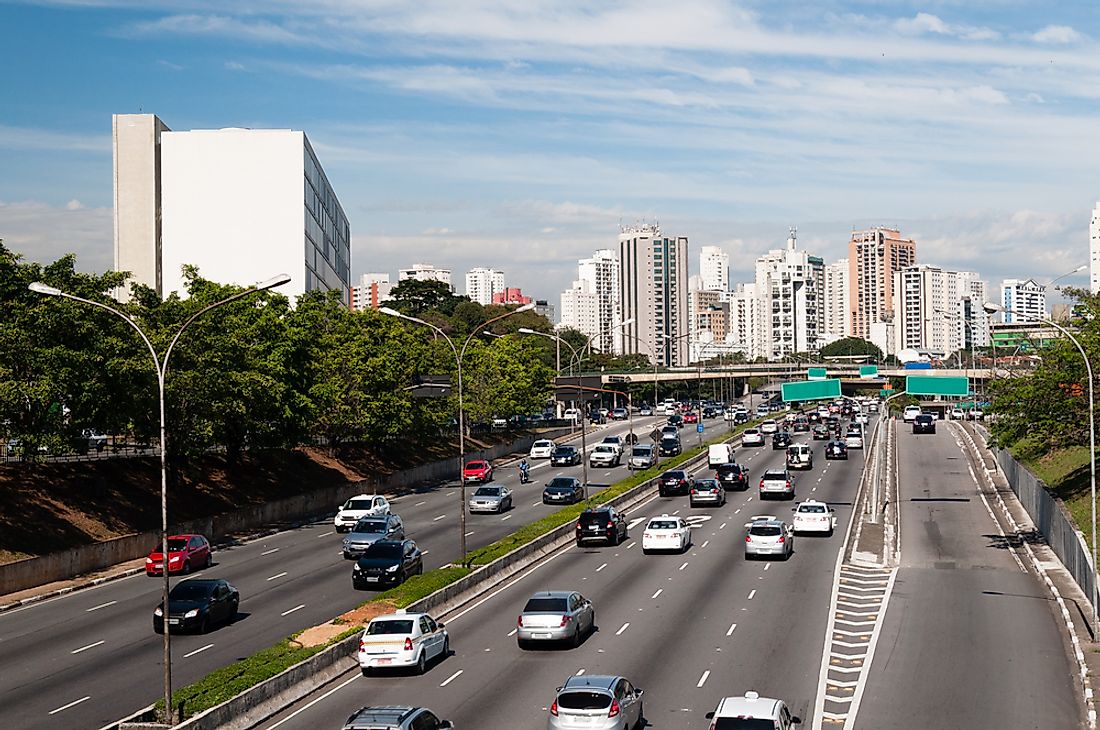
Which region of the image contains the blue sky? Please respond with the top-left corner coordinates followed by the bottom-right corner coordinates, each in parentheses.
top-left (1, 0), bottom-right (1098, 303)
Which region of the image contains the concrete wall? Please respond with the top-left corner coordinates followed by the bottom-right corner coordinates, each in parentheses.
top-left (1, 431), bottom-right (565, 596)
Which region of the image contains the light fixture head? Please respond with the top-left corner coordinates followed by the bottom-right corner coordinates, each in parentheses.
top-left (28, 282), bottom-right (62, 296)
top-left (517, 327), bottom-right (539, 335)
top-left (515, 302), bottom-right (537, 313)
top-left (256, 274), bottom-right (291, 290)
top-left (983, 302), bottom-right (1003, 315)
top-left (378, 307), bottom-right (402, 317)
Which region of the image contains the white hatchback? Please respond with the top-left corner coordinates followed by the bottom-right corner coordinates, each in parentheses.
top-left (530, 439), bottom-right (556, 459)
top-left (334, 494), bottom-right (391, 532)
top-left (792, 500), bottom-right (836, 535)
top-left (741, 428), bottom-right (765, 447)
top-left (759, 419), bottom-right (779, 434)
top-left (358, 612), bottom-right (449, 675)
top-left (902, 405), bottom-right (921, 422)
top-left (642, 515), bottom-right (691, 554)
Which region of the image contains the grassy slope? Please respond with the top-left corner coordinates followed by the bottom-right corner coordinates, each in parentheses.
top-left (1012, 437), bottom-right (1093, 551)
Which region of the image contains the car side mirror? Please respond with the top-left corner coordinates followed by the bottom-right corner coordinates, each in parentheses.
top-left (439, 722), bottom-right (454, 729)
top-left (705, 711), bottom-right (715, 720)
top-left (634, 688), bottom-right (644, 697)
top-left (792, 716), bottom-right (802, 724)
top-left (437, 622), bottom-right (445, 629)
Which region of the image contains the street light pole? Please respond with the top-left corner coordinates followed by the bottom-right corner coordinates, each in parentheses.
top-left (29, 274), bottom-right (290, 723)
top-left (382, 303), bottom-right (535, 561)
top-left (985, 301), bottom-right (1097, 637)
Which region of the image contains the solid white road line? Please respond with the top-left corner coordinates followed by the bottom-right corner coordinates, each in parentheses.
top-left (627, 517), bottom-right (646, 529)
top-left (439, 670), bottom-right (463, 687)
top-left (261, 548), bottom-right (280, 556)
top-left (266, 572), bottom-right (288, 581)
top-left (616, 622), bottom-right (630, 636)
top-left (433, 514), bottom-right (447, 521)
top-left (48, 696), bottom-right (91, 715)
top-left (445, 541), bottom-right (575, 624)
top-left (264, 675), bottom-right (360, 730)
top-left (85, 601), bottom-right (117, 612)
top-left (652, 589), bottom-right (663, 599)
top-left (596, 563), bottom-right (608, 572)
top-left (72, 640), bottom-right (104, 654)
top-left (281, 604), bottom-right (306, 617)
top-left (184, 643), bottom-right (214, 658)
top-left (726, 622), bottom-right (737, 636)
top-left (748, 589), bottom-right (757, 600)
top-left (697, 670), bottom-right (711, 688)
top-left (507, 628), bottom-right (518, 637)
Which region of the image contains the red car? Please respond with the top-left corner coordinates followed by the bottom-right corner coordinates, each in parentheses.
top-left (463, 460), bottom-right (493, 483)
top-left (683, 412), bottom-right (699, 424)
top-left (146, 534), bottom-right (212, 576)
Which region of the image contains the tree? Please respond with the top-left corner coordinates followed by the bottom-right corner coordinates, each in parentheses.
top-left (387, 279), bottom-right (466, 317)
top-left (819, 337), bottom-right (883, 362)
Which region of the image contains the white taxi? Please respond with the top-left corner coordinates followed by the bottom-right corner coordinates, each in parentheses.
top-left (641, 514), bottom-right (692, 554)
top-left (357, 611), bottom-right (449, 675)
top-left (792, 500), bottom-right (836, 536)
top-left (529, 439), bottom-right (556, 459)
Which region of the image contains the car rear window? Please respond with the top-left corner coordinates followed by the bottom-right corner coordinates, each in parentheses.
top-left (557, 691), bottom-right (612, 710)
top-left (580, 511), bottom-right (612, 526)
top-left (750, 525), bottom-right (782, 536)
top-left (799, 504), bottom-right (826, 513)
top-left (554, 447), bottom-right (576, 455)
top-left (366, 619), bottom-right (413, 635)
top-left (648, 520), bottom-right (679, 530)
top-left (523, 597), bottom-right (568, 612)
top-left (763, 470), bottom-right (787, 480)
top-left (474, 487), bottom-right (499, 496)
top-left (714, 718), bottom-right (780, 729)
top-left (169, 582), bottom-right (215, 600)
top-left (696, 479), bottom-right (719, 489)
top-left (717, 464), bottom-right (742, 474)
top-left (547, 478), bottom-right (576, 490)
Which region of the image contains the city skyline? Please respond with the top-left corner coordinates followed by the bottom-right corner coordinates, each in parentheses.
top-left (0, 2), bottom-right (1097, 303)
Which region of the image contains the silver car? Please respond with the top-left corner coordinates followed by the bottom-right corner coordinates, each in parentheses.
top-left (548, 675), bottom-right (644, 730)
top-left (759, 468), bottom-right (795, 500)
top-left (342, 514), bottom-right (404, 559)
top-left (517, 591), bottom-right (595, 648)
top-left (468, 485), bottom-right (512, 513)
top-left (628, 444), bottom-right (656, 470)
top-left (744, 516), bottom-right (794, 560)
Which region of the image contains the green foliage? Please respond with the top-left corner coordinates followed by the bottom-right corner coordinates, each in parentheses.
top-left (373, 565), bottom-right (471, 606)
top-left (387, 279), bottom-right (466, 317)
top-left (819, 337), bottom-right (883, 361)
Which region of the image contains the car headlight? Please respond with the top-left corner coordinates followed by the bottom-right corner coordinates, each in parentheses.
top-left (385, 564), bottom-right (400, 572)
top-left (169, 556), bottom-right (180, 562)
top-left (342, 538), bottom-right (351, 547)
top-left (185, 609), bottom-right (199, 618)
top-left (353, 564), bottom-right (361, 571)
top-left (146, 557), bottom-right (154, 564)
top-left (154, 607), bottom-right (163, 616)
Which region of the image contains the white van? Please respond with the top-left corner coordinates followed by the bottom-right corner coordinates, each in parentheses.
top-left (786, 444), bottom-right (814, 470)
top-left (708, 443), bottom-right (734, 467)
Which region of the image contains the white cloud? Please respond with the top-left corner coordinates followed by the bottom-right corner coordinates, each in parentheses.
top-left (895, 13), bottom-right (949, 36)
top-left (65, 199), bottom-right (85, 210)
top-left (0, 200), bottom-right (113, 273)
top-left (1032, 25), bottom-right (1083, 45)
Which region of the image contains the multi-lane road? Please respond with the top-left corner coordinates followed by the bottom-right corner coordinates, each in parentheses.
top-left (0, 415), bottom-right (678, 730)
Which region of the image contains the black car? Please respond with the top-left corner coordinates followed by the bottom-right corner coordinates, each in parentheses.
top-left (659, 469), bottom-right (694, 496)
top-left (543, 476), bottom-right (585, 504)
top-left (715, 462), bottom-right (749, 490)
top-left (811, 424), bottom-right (830, 440)
top-left (576, 507), bottom-right (627, 546)
top-left (667, 413), bottom-right (684, 428)
top-left (733, 411), bottom-right (750, 424)
top-left (702, 406), bottom-right (718, 419)
top-left (551, 445), bottom-right (581, 466)
top-left (771, 432), bottom-right (793, 450)
top-left (913, 414), bottom-right (937, 434)
top-left (791, 419), bottom-right (810, 433)
top-left (825, 440), bottom-right (848, 460)
top-left (353, 540), bottom-right (423, 589)
top-left (658, 436), bottom-right (682, 456)
top-left (154, 578), bottom-right (239, 634)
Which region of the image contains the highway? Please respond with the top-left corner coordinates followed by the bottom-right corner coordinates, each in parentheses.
top-left (856, 421), bottom-right (1080, 728)
top-left (0, 415), bottom-right (677, 730)
top-left (257, 425), bottom-right (869, 729)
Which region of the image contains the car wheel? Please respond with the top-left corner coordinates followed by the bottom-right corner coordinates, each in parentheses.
top-left (689, 500), bottom-right (697, 508)
top-left (154, 623), bottom-right (164, 635)
top-left (181, 560), bottom-right (191, 575)
top-left (575, 540), bottom-right (583, 547)
top-left (204, 553), bottom-right (213, 569)
top-left (441, 636), bottom-right (450, 662)
top-left (572, 626), bottom-right (582, 648)
top-left (198, 616), bottom-right (209, 634)
top-left (634, 702), bottom-right (645, 730)
top-left (228, 601), bottom-right (238, 624)
top-left (642, 548), bottom-right (650, 555)
top-left (415, 651), bottom-right (426, 675)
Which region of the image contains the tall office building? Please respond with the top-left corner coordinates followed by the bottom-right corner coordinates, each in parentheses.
top-left (618, 224), bottom-right (689, 367)
top-left (688, 289), bottom-right (723, 362)
top-left (699, 246), bottom-right (729, 292)
top-left (1091, 202), bottom-right (1100, 294)
top-left (350, 273), bottom-right (393, 311)
top-left (822, 259), bottom-right (850, 342)
top-left (1000, 278), bottom-right (1046, 323)
top-left (754, 228), bottom-right (824, 360)
top-left (559, 279), bottom-right (599, 339)
top-left (576, 249), bottom-right (621, 353)
top-left (848, 227), bottom-right (917, 352)
top-left (398, 263), bottom-right (452, 289)
top-left (465, 268), bottom-right (505, 305)
top-left (893, 266), bottom-right (991, 356)
top-left (113, 114), bottom-right (351, 304)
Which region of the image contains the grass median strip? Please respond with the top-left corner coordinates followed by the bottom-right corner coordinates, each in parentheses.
top-left (165, 421), bottom-right (757, 720)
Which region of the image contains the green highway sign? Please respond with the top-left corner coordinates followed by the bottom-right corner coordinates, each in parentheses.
top-left (906, 375), bottom-right (969, 397)
top-left (859, 365), bottom-right (879, 379)
top-left (807, 367), bottom-right (828, 381)
top-left (880, 388), bottom-right (895, 397)
top-left (782, 379), bottom-right (841, 402)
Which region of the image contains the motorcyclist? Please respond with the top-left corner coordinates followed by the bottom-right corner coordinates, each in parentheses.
top-left (519, 458), bottom-right (530, 483)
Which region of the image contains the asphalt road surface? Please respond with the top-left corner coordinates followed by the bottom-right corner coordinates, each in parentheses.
top-left (0, 415), bottom-right (685, 730)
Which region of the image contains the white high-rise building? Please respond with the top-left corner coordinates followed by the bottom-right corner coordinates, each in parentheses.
top-left (894, 266), bottom-right (991, 356)
top-left (754, 228), bottom-right (824, 360)
top-left (618, 224), bottom-right (689, 367)
top-left (559, 279), bottom-right (599, 341)
top-left (823, 259), bottom-right (850, 342)
top-left (725, 284), bottom-right (759, 358)
top-left (699, 246), bottom-right (729, 292)
top-left (350, 273), bottom-right (393, 311)
top-left (576, 249), bottom-right (621, 353)
top-left (1091, 202), bottom-right (1100, 294)
top-left (465, 268), bottom-right (505, 305)
top-left (113, 114), bottom-right (351, 304)
top-left (398, 263), bottom-right (452, 289)
top-left (1001, 278), bottom-right (1046, 323)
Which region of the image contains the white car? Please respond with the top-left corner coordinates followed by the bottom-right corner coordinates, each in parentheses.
top-left (792, 500), bottom-right (836, 535)
top-left (845, 431), bottom-right (864, 449)
top-left (741, 428), bottom-right (765, 447)
top-left (902, 405), bottom-right (921, 422)
top-left (357, 611), bottom-right (449, 675)
top-left (950, 407), bottom-right (965, 420)
top-left (529, 439), bottom-right (556, 459)
top-left (334, 494), bottom-right (391, 532)
top-left (759, 419), bottom-right (779, 434)
top-left (563, 408), bottom-right (582, 423)
top-left (600, 435), bottom-right (625, 456)
top-left (589, 444), bottom-right (621, 467)
top-left (642, 514), bottom-right (691, 554)
top-left (707, 691), bottom-right (800, 729)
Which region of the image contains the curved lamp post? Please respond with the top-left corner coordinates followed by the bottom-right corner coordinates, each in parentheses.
top-left (985, 301), bottom-right (1097, 637)
top-left (29, 274), bottom-right (290, 723)
top-left (380, 303), bottom-right (535, 560)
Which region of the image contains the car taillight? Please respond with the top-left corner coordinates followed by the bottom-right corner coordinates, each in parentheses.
top-left (404, 637), bottom-right (413, 651)
top-left (576, 522), bottom-right (582, 531)
top-left (358, 639), bottom-right (366, 651)
top-left (778, 535), bottom-right (786, 543)
top-left (550, 701), bottom-right (558, 717)
top-left (745, 535), bottom-right (752, 542)
top-left (786, 481), bottom-right (791, 488)
top-left (607, 521), bottom-right (614, 528)
top-left (760, 479), bottom-right (765, 488)
top-left (517, 615), bottom-right (523, 627)
top-left (690, 488), bottom-right (697, 494)
top-left (559, 615), bottom-right (571, 627)
top-left (608, 699), bottom-right (621, 718)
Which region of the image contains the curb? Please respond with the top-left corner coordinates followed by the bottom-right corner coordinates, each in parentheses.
top-left (0, 567), bottom-right (147, 612)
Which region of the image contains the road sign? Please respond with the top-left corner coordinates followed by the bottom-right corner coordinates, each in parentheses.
top-left (905, 375), bottom-right (969, 397)
top-left (880, 388), bottom-right (894, 397)
top-left (606, 374), bottom-right (629, 384)
top-left (859, 365), bottom-right (879, 379)
top-left (696, 424), bottom-right (705, 433)
top-left (782, 379), bottom-right (842, 402)
top-left (807, 367), bottom-right (828, 381)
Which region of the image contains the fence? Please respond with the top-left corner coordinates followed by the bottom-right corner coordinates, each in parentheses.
top-left (995, 449), bottom-right (1097, 613)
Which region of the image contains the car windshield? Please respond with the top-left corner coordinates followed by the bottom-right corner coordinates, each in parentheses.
top-left (474, 487), bottom-right (500, 497)
top-left (632, 447), bottom-right (652, 457)
top-left (662, 472), bottom-right (684, 480)
top-left (557, 692), bottom-right (612, 710)
top-left (799, 504), bottom-right (827, 513)
top-left (713, 718), bottom-right (778, 729)
top-left (353, 520), bottom-right (386, 533)
top-left (648, 520), bottom-right (679, 530)
top-left (534, 440), bottom-right (553, 448)
top-left (366, 619), bottom-right (414, 635)
top-left (547, 478), bottom-right (576, 490)
top-left (344, 499), bottom-right (374, 510)
top-left (361, 543), bottom-right (403, 559)
top-left (523, 597), bottom-right (568, 612)
top-left (166, 538), bottom-right (188, 552)
top-left (169, 582), bottom-right (214, 600)
top-left (750, 525), bottom-right (782, 536)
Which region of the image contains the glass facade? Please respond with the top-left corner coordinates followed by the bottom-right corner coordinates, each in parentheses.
top-left (303, 138), bottom-right (351, 305)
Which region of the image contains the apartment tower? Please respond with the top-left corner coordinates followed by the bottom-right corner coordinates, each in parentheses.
top-left (618, 224), bottom-right (689, 367)
top-left (848, 227), bottom-right (917, 346)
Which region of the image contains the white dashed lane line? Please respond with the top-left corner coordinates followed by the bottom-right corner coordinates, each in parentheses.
top-left (85, 601), bottom-right (117, 612)
top-left (501, 514), bottom-right (513, 521)
top-left (701, 540), bottom-right (710, 549)
top-left (439, 670), bottom-right (463, 687)
top-left (763, 563), bottom-right (770, 571)
top-left (576, 668), bottom-right (586, 675)
top-left (652, 589), bottom-right (663, 599)
top-left (184, 643), bottom-right (214, 658)
top-left (415, 501), bottom-right (427, 507)
top-left (48, 696), bottom-right (90, 715)
top-left (720, 522), bottom-right (727, 529)
top-left (508, 628), bottom-right (518, 637)
top-left (281, 604), bottom-right (305, 617)
top-left (626, 542), bottom-right (636, 550)
top-left (596, 563), bottom-right (608, 572)
top-left (316, 531), bottom-right (333, 538)
top-left (71, 640), bottom-right (104, 654)
top-left (266, 572), bottom-right (288, 581)
top-left (433, 514), bottom-right (447, 522)
top-left (726, 622), bottom-right (737, 636)
top-left (464, 531), bottom-right (475, 537)
top-left (261, 547), bottom-right (280, 556)
top-left (697, 670), bottom-right (711, 688)
top-left (678, 562), bottom-right (689, 571)
top-left (615, 622), bottom-right (630, 635)
top-left (748, 589), bottom-right (757, 600)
